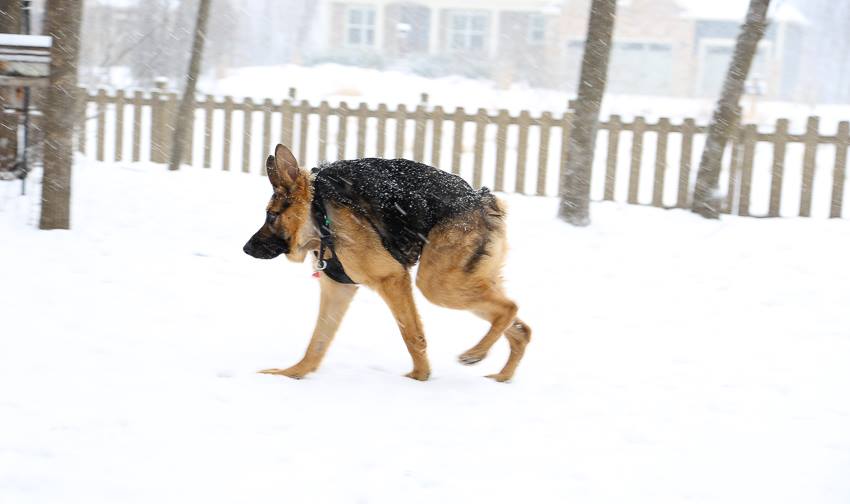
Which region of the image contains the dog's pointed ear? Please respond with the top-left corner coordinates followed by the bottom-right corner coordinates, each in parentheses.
top-left (265, 155), bottom-right (281, 187)
top-left (274, 144), bottom-right (300, 186)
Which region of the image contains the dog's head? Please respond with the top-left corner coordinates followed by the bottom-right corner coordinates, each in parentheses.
top-left (243, 144), bottom-right (313, 260)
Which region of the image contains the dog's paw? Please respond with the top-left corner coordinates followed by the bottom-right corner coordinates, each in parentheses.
top-left (405, 369), bottom-right (431, 381)
top-left (258, 367), bottom-right (309, 379)
top-left (458, 350), bottom-right (487, 365)
top-left (485, 372), bottom-right (513, 383)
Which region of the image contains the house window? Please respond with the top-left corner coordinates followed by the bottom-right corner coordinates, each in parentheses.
top-left (448, 11), bottom-right (488, 52)
top-left (528, 14), bottom-right (545, 45)
top-left (346, 6), bottom-right (376, 47)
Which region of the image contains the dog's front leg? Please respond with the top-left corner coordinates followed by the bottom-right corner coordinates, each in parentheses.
top-left (260, 275), bottom-right (358, 379)
top-left (375, 273), bottom-right (431, 381)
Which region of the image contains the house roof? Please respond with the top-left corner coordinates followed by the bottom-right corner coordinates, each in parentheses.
top-left (675, 0), bottom-right (807, 25)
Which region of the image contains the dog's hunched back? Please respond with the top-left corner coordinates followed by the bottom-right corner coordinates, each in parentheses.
top-left (312, 158), bottom-right (503, 268)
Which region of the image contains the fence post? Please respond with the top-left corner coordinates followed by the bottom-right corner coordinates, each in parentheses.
top-left (280, 97), bottom-right (294, 150)
top-left (95, 88), bottom-right (106, 162)
top-left (451, 106), bottom-right (465, 175)
top-left (768, 118), bottom-right (789, 217)
top-left (222, 95), bottom-right (233, 171)
top-left (604, 115), bottom-right (621, 201)
top-left (318, 100), bottom-right (330, 163)
top-left (242, 97), bottom-right (254, 173)
top-left (376, 103), bottom-right (387, 158)
top-left (395, 104), bottom-right (406, 158)
top-left (298, 100), bottom-right (310, 164)
top-left (515, 110), bottom-right (530, 194)
top-left (537, 111), bottom-right (552, 196)
top-left (738, 124), bottom-right (757, 217)
top-left (357, 103), bottom-right (368, 159)
top-left (203, 95), bottom-right (214, 168)
top-left (114, 89), bottom-right (125, 161)
top-left (132, 90), bottom-right (142, 162)
top-left (413, 100), bottom-right (426, 162)
top-left (337, 101), bottom-right (349, 161)
top-left (652, 117), bottom-right (670, 207)
top-left (430, 105), bottom-right (444, 169)
top-left (473, 108), bottom-right (487, 189)
top-left (831, 121), bottom-right (849, 218)
top-left (676, 118), bottom-right (695, 208)
top-left (75, 88), bottom-right (87, 155)
top-left (799, 116), bottom-right (820, 217)
top-left (494, 109), bottom-right (509, 192)
top-left (558, 107), bottom-right (574, 197)
top-left (628, 116), bottom-right (646, 204)
top-left (261, 98), bottom-right (273, 171)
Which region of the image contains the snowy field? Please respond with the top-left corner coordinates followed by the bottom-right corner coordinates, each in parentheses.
top-left (2, 160), bottom-right (850, 503)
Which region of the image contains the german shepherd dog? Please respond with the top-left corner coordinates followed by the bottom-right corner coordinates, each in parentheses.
top-left (243, 145), bottom-right (531, 381)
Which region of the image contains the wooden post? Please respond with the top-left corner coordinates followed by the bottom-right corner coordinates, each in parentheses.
top-left (203, 94), bottom-right (214, 168)
top-left (163, 91), bottom-right (178, 162)
top-left (628, 116), bottom-right (645, 204)
top-left (451, 106), bottom-right (464, 175)
top-left (114, 89), bottom-right (125, 161)
top-left (515, 110), bottom-right (530, 194)
top-left (318, 100), bottom-right (330, 163)
top-left (473, 108), bottom-right (487, 189)
top-left (261, 98), bottom-right (273, 173)
top-left (652, 118), bottom-right (670, 207)
top-left (356, 103), bottom-right (368, 159)
top-left (132, 90), bottom-right (142, 162)
top-left (75, 88), bottom-right (87, 154)
top-left (395, 104), bottom-right (406, 158)
top-left (604, 114), bottom-right (621, 201)
top-left (799, 116), bottom-right (820, 217)
top-left (280, 98), bottom-right (294, 150)
top-left (298, 100), bottom-right (309, 164)
top-left (676, 118), bottom-right (695, 208)
top-left (430, 105), bottom-right (444, 169)
top-left (150, 85), bottom-right (163, 162)
top-left (413, 103), bottom-right (426, 162)
top-left (494, 109), bottom-right (509, 192)
top-left (558, 109), bottom-right (574, 196)
top-left (183, 97), bottom-right (194, 165)
top-left (337, 101), bottom-right (348, 161)
top-left (738, 124), bottom-right (757, 217)
top-left (724, 126), bottom-right (744, 214)
top-left (537, 112), bottom-right (552, 196)
top-left (222, 95), bottom-right (233, 171)
top-left (95, 88), bottom-right (106, 162)
top-left (831, 121), bottom-right (849, 218)
top-left (768, 118), bottom-right (788, 217)
top-left (242, 97), bottom-right (254, 173)
top-left (376, 103), bottom-right (388, 158)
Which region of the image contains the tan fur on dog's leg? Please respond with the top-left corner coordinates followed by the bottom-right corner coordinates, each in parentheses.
top-left (375, 273), bottom-right (431, 381)
top-left (260, 274), bottom-right (358, 379)
top-left (486, 318), bottom-right (531, 382)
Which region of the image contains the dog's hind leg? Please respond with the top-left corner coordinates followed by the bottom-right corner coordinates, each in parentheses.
top-left (374, 272), bottom-right (431, 381)
top-left (260, 275), bottom-right (358, 379)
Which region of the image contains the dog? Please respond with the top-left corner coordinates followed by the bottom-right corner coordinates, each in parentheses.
top-left (243, 144), bottom-right (530, 381)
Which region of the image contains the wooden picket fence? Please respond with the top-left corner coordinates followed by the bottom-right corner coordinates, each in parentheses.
top-left (76, 85), bottom-right (849, 219)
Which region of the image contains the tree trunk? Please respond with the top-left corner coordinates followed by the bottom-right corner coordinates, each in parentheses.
top-left (0, 1), bottom-right (22, 175)
top-left (692, 0), bottom-right (771, 219)
top-left (168, 0), bottom-right (212, 171)
top-left (39, 0), bottom-right (83, 230)
top-left (558, 0), bottom-right (617, 226)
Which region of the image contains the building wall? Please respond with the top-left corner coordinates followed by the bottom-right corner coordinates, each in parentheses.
top-left (557, 0), bottom-right (696, 97)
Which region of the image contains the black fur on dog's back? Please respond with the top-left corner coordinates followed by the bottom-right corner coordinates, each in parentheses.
top-left (312, 158), bottom-right (497, 267)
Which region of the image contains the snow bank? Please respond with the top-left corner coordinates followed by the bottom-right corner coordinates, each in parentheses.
top-left (1, 160), bottom-right (849, 503)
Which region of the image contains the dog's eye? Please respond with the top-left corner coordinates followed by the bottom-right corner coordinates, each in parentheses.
top-left (266, 211), bottom-right (278, 225)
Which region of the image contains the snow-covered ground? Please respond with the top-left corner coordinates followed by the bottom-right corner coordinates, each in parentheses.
top-left (1, 160), bottom-right (850, 504)
top-left (203, 63), bottom-right (850, 130)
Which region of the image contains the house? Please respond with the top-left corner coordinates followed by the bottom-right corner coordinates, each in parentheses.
top-left (319, 0), bottom-right (807, 100)
top-left (319, 0), bottom-right (560, 85)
